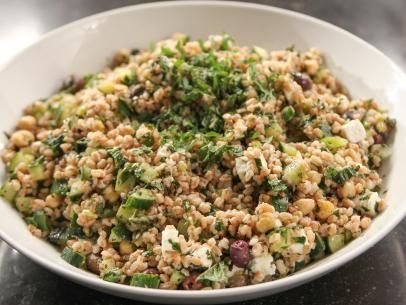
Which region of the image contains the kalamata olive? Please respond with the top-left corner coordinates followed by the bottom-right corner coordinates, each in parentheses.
top-left (130, 84), bottom-right (145, 97)
top-left (343, 110), bottom-right (356, 120)
top-left (86, 254), bottom-right (102, 275)
top-left (373, 132), bottom-right (386, 144)
top-left (293, 73), bottom-right (312, 91)
top-left (230, 240), bottom-right (250, 268)
top-left (143, 268), bottom-right (159, 275)
top-left (182, 272), bottom-right (204, 290)
top-left (61, 75), bottom-right (85, 94)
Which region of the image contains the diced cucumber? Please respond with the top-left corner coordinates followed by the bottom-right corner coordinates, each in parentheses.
top-left (33, 210), bottom-right (50, 231)
top-left (125, 188), bottom-right (155, 209)
top-left (0, 180), bottom-right (19, 203)
top-left (15, 196), bottom-right (33, 214)
top-left (170, 270), bottom-right (185, 285)
top-left (103, 268), bottom-right (122, 283)
top-left (281, 106), bottom-right (295, 122)
top-left (376, 144), bottom-right (391, 159)
top-left (80, 166), bottom-right (91, 181)
top-left (116, 204), bottom-right (137, 223)
top-left (344, 229), bottom-right (352, 243)
top-left (116, 68), bottom-right (136, 86)
top-left (102, 208), bottom-right (115, 218)
top-left (119, 240), bottom-right (134, 255)
top-left (265, 121), bottom-right (283, 138)
top-left (272, 197), bottom-right (289, 212)
top-left (115, 168), bottom-right (135, 193)
top-left (283, 160), bottom-right (307, 185)
top-left (327, 234), bottom-right (345, 253)
top-left (48, 228), bottom-right (69, 246)
top-left (139, 163), bottom-right (158, 184)
top-left (61, 247), bottom-right (85, 268)
top-left (294, 260), bottom-right (306, 272)
top-left (109, 224), bottom-right (131, 243)
top-left (130, 273), bottom-right (160, 288)
top-left (321, 136), bottom-right (348, 151)
top-left (69, 178), bottom-right (84, 203)
top-left (280, 142), bottom-right (298, 157)
top-left (98, 80), bottom-right (115, 94)
top-left (7, 151), bottom-right (34, 172)
top-left (177, 219), bottom-right (190, 238)
top-left (50, 179), bottom-right (68, 196)
top-left (28, 163), bottom-right (46, 181)
top-left (269, 228), bottom-right (291, 252)
top-left (126, 214), bottom-right (156, 233)
top-left (310, 233), bottom-right (326, 258)
top-left (59, 96), bottom-right (77, 121)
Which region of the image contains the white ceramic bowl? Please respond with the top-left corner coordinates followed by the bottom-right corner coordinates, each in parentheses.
top-left (0, 1), bottom-right (405, 304)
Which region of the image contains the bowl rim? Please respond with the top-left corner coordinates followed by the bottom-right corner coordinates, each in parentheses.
top-left (1, 0), bottom-right (406, 300)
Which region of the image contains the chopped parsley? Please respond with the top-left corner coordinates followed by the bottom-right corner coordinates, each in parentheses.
top-left (118, 97), bottom-right (134, 118)
top-left (107, 147), bottom-right (124, 169)
top-left (168, 239), bottom-right (181, 252)
top-left (324, 166), bottom-right (359, 185)
top-left (45, 134), bottom-right (64, 157)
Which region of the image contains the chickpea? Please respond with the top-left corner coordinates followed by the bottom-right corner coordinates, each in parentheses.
top-left (256, 212), bottom-right (277, 233)
top-left (317, 200), bottom-right (335, 220)
top-left (294, 198), bottom-right (315, 215)
top-left (10, 130), bottom-right (34, 148)
top-left (17, 115), bottom-right (36, 130)
top-left (103, 185), bottom-right (120, 203)
top-left (45, 194), bottom-right (61, 208)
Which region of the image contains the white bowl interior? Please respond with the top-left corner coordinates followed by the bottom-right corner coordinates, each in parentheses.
top-left (0, 2), bottom-right (405, 304)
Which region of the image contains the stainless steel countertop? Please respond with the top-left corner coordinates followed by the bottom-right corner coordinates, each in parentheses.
top-left (0, 1), bottom-right (405, 304)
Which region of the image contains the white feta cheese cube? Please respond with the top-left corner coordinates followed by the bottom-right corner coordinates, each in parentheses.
top-left (342, 120), bottom-right (366, 143)
top-left (161, 225), bottom-right (179, 256)
top-left (235, 156), bottom-right (253, 183)
top-left (360, 192), bottom-right (380, 216)
top-left (192, 246), bottom-right (213, 268)
top-left (250, 254), bottom-right (276, 277)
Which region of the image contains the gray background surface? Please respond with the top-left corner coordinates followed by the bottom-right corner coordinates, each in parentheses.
top-left (0, 1), bottom-right (405, 305)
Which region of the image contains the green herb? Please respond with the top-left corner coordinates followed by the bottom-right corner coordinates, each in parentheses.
top-left (122, 71), bottom-right (136, 86)
top-left (266, 179), bottom-right (288, 193)
top-left (118, 97), bottom-right (134, 118)
top-left (324, 166), bottom-right (359, 185)
top-left (45, 134), bottom-right (64, 157)
top-left (281, 106), bottom-right (295, 122)
top-left (84, 74), bottom-right (98, 87)
top-left (168, 239), bottom-right (181, 252)
top-left (161, 47), bottom-right (175, 57)
top-left (130, 273), bottom-right (160, 288)
top-left (294, 260), bottom-right (306, 272)
top-left (197, 262), bottom-right (229, 286)
top-left (293, 236), bottom-right (306, 244)
top-left (319, 123), bottom-right (332, 137)
top-left (215, 219), bottom-right (227, 232)
top-left (103, 268), bottom-right (122, 283)
top-left (61, 247), bottom-right (84, 268)
top-left (198, 143), bottom-right (242, 165)
top-left (182, 200), bottom-right (191, 212)
top-left (133, 146), bottom-right (153, 155)
top-left (219, 34), bottom-right (232, 51)
top-left (74, 138), bottom-right (88, 153)
top-left (272, 197), bottom-right (289, 212)
top-left (248, 64), bottom-right (275, 102)
top-left (50, 179), bottom-right (68, 196)
top-left (107, 147), bottom-right (124, 169)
